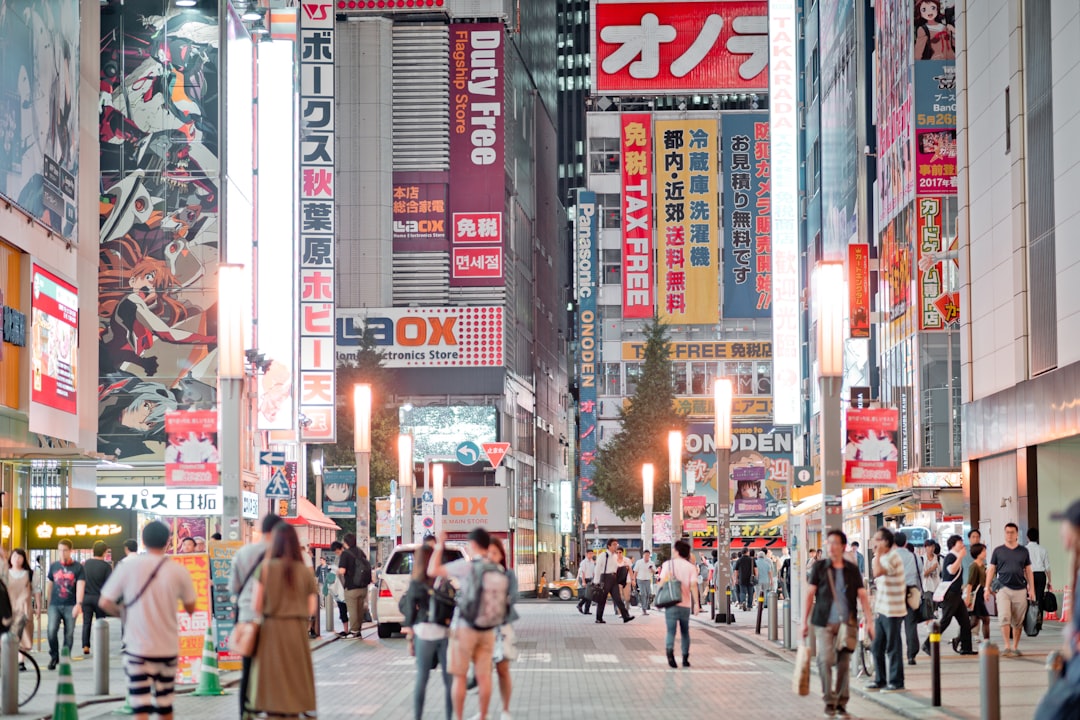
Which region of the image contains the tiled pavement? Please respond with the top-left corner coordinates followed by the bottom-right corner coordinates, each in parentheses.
top-left (64, 601), bottom-right (904, 720)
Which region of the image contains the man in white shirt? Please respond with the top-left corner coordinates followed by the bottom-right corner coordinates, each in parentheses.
top-left (99, 521), bottom-right (196, 720)
top-left (592, 539), bottom-right (634, 624)
top-left (632, 551), bottom-right (656, 615)
top-left (1026, 527), bottom-right (1052, 605)
top-left (576, 550), bottom-right (596, 615)
top-left (870, 528), bottom-right (908, 692)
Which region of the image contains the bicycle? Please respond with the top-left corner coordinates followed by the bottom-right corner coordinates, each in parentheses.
top-left (17, 649), bottom-right (41, 707)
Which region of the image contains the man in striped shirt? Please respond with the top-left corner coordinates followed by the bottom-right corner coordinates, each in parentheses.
top-left (868, 527), bottom-right (908, 693)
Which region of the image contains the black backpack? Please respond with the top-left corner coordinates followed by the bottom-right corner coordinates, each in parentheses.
top-left (428, 577), bottom-right (456, 627)
top-left (1041, 591), bottom-right (1059, 614)
top-left (351, 550), bottom-right (372, 588)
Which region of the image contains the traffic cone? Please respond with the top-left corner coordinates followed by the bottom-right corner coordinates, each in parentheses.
top-left (191, 621), bottom-right (227, 696)
top-left (53, 647), bottom-right (78, 720)
top-left (1061, 585), bottom-right (1072, 624)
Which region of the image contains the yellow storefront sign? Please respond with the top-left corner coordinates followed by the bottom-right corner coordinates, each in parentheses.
top-left (673, 396), bottom-right (773, 418)
top-left (622, 340), bottom-right (772, 361)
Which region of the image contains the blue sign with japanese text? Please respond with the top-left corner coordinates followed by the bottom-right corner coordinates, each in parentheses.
top-left (722, 113), bottom-right (771, 319)
top-left (576, 190), bottom-right (599, 503)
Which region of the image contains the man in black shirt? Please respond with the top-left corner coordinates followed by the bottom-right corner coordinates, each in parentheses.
top-left (927, 535), bottom-right (975, 656)
top-left (80, 541), bottom-right (113, 656)
top-left (337, 533), bottom-right (371, 637)
top-left (985, 522), bottom-right (1035, 656)
top-left (735, 550), bottom-right (755, 611)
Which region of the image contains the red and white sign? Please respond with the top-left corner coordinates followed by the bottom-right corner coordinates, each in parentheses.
top-left (843, 408), bottom-right (900, 488)
top-left (620, 113), bottom-right (653, 318)
top-left (452, 247), bottom-right (503, 280)
top-left (30, 264), bottom-right (78, 415)
top-left (482, 442), bottom-right (511, 469)
top-left (164, 410), bottom-right (219, 487)
top-left (849, 244), bottom-right (870, 339)
top-left (592, 1), bottom-right (769, 93)
top-left (452, 212), bottom-right (502, 244)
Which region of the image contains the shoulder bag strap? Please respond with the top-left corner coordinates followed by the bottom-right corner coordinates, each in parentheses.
top-left (823, 564), bottom-right (852, 623)
top-left (125, 558), bottom-right (169, 610)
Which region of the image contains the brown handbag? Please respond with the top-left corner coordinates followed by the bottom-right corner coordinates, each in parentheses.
top-left (228, 546), bottom-right (273, 657)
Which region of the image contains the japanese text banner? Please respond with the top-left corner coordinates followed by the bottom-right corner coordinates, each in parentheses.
top-left (843, 407), bottom-right (899, 488)
top-left (721, 113), bottom-right (771, 318)
top-left (621, 113), bottom-right (653, 318)
top-left (655, 118), bottom-right (719, 325)
top-left (849, 243), bottom-right (870, 338)
top-left (916, 197), bottom-right (959, 330)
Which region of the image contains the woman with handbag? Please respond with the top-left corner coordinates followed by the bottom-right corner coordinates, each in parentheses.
top-left (248, 523), bottom-right (317, 718)
top-left (963, 543), bottom-right (991, 644)
top-left (801, 530), bottom-right (874, 718)
top-left (488, 538), bottom-right (518, 720)
top-left (657, 540), bottom-right (699, 669)
top-left (402, 544), bottom-right (452, 720)
top-left (926, 535), bottom-right (976, 656)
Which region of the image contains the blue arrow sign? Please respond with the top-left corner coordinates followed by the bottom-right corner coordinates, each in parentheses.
top-left (421, 490), bottom-right (434, 503)
top-left (260, 451), bottom-right (285, 467)
top-left (265, 468), bottom-right (291, 498)
top-left (455, 441), bottom-right (481, 467)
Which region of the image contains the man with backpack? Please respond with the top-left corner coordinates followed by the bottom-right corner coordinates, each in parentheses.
top-left (428, 528), bottom-right (510, 720)
top-left (337, 533), bottom-right (372, 638)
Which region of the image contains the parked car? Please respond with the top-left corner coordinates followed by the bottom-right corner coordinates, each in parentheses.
top-left (374, 542), bottom-right (467, 639)
top-left (545, 577), bottom-right (579, 601)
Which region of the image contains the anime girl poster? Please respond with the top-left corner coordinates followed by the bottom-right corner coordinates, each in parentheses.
top-left (98, 2), bottom-right (222, 462)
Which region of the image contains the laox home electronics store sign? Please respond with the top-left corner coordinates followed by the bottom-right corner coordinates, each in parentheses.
top-left (336, 307), bottom-right (503, 367)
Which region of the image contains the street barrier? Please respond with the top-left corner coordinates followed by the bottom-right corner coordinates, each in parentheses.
top-left (980, 641), bottom-right (1000, 720)
top-left (782, 599), bottom-right (793, 650)
top-left (930, 621), bottom-right (941, 707)
top-left (767, 591), bottom-right (778, 642)
top-left (755, 590), bottom-right (765, 634)
top-left (1061, 585), bottom-right (1073, 623)
top-left (1, 631), bottom-right (18, 714)
top-left (93, 617), bottom-right (109, 696)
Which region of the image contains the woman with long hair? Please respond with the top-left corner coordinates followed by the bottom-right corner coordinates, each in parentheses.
top-left (402, 544), bottom-right (452, 720)
top-left (7, 549), bottom-right (32, 656)
top-left (488, 538), bottom-right (518, 720)
top-left (659, 539), bottom-right (699, 668)
top-left (248, 524), bottom-right (317, 718)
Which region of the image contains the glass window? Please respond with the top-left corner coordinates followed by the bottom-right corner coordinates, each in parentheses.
top-left (690, 362), bottom-right (708, 395)
top-left (601, 249), bottom-right (621, 286)
top-left (588, 137), bottom-right (620, 174)
top-left (598, 193), bottom-right (621, 228)
top-left (755, 362), bottom-right (772, 395)
top-left (727, 361), bottom-right (754, 395)
top-left (625, 363), bottom-right (643, 395)
top-left (601, 363), bottom-right (622, 396)
top-left (671, 363), bottom-right (688, 394)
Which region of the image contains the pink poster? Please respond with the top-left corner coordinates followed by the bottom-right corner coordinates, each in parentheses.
top-left (844, 408), bottom-right (900, 487)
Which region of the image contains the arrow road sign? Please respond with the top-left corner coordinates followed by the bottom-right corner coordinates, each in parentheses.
top-left (260, 451), bottom-right (285, 467)
top-left (455, 441), bottom-right (481, 467)
top-left (481, 442), bottom-right (511, 469)
top-left (265, 468), bottom-right (291, 498)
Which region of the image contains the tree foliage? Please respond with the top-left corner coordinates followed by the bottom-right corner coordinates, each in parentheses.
top-left (590, 319), bottom-right (686, 520)
top-left (309, 331), bottom-right (399, 535)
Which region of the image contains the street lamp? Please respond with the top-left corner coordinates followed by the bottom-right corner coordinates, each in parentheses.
top-left (642, 463), bottom-right (654, 553)
top-left (397, 434), bottom-right (414, 544)
top-left (713, 377), bottom-right (733, 623)
top-left (668, 430), bottom-right (683, 550)
top-left (218, 263), bottom-right (246, 541)
top-left (816, 262), bottom-right (845, 535)
top-left (311, 447), bottom-right (325, 510)
top-left (353, 384), bottom-right (372, 557)
top-left (432, 463), bottom-right (444, 537)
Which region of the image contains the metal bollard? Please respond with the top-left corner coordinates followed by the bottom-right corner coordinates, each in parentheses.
top-left (1047, 650), bottom-right (1064, 689)
top-left (1, 629), bottom-right (17, 714)
top-left (980, 641), bottom-right (1001, 720)
top-left (929, 621), bottom-right (941, 706)
top-left (324, 592), bottom-right (335, 636)
top-left (767, 591), bottom-right (778, 642)
top-left (755, 590), bottom-right (765, 634)
top-left (783, 599), bottom-right (793, 650)
top-left (94, 616), bottom-right (110, 695)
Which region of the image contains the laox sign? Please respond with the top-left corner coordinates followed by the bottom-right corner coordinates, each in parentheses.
top-left (354, 315), bottom-right (457, 347)
top-left (447, 496), bottom-right (487, 515)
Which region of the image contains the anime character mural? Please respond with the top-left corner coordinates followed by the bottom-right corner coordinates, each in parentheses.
top-left (0, 0), bottom-right (80, 237)
top-left (99, 2), bottom-right (220, 462)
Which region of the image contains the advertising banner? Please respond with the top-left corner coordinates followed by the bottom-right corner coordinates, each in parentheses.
top-left (820, 0), bottom-right (859, 262)
top-left (164, 411), bottom-right (219, 487)
top-left (0, 0), bottom-right (79, 238)
top-left (98, 3), bottom-right (221, 461)
top-left (915, 129), bottom-right (956, 195)
top-left (592, 1), bottom-right (769, 93)
top-left (336, 306), bottom-right (504, 368)
top-left (393, 172), bottom-right (449, 252)
top-left (207, 541), bottom-right (243, 671)
top-left (97, 486), bottom-right (222, 516)
top-left (655, 119), bottom-right (719, 324)
top-left (653, 514), bottom-right (673, 545)
top-left (849, 244), bottom-right (870, 338)
top-left (375, 498), bottom-right (392, 537)
top-left (768, 0), bottom-right (800, 425)
top-left (449, 23), bottom-right (505, 288)
top-left (622, 339), bottom-right (770, 361)
top-left (916, 197), bottom-right (959, 329)
top-left (25, 509), bottom-right (135, 551)
top-left (722, 113), bottom-right (771, 318)
top-left (844, 407), bottom-right (900, 487)
top-left (875, 0), bottom-right (915, 225)
top-left (174, 554), bottom-right (212, 685)
top-left (441, 486), bottom-right (509, 533)
top-left (913, 59), bottom-right (955, 196)
top-left (880, 207), bottom-right (914, 321)
top-left (683, 495), bottom-right (708, 532)
top-left (298, 1), bottom-right (337, 443)
top-left (576, 191), bottom-right (599, 502)
top-left (30, 265), bottom-right (78, 414)
top-left (620, 113), bottom-right (653, 317)
top-left (323, 468), bottom-right (357, 517)
top-left (673, 396), bottom-right (773, 418)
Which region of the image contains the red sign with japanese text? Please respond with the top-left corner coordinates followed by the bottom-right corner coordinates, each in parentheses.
top-left (449, 23), bottom-right (504, 287)
top-left (164, 410), bottom-right (219, 487)
top-left (592, 1), bottom-right (769, 93)
top-left (844, 408), bottom-right (900, 488)
top-left (848, 243), bottom-right (870, 338)
top-left (620, 113), bottom-right (653, 317)
top-left (174, 554), bottom-right (212, 685)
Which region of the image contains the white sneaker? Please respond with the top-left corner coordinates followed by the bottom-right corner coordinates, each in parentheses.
top-left (500, 713), bottom-right (513, 720)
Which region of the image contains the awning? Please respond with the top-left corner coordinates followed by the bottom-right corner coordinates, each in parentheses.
top-left (845, 490), bottom-right (915, 520)
top-left (285, 497), bottom-right (342, 532)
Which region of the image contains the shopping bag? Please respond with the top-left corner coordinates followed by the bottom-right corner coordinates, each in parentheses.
top-left (793, 644), bottom-right (811, 696)
top-left (1024, 601), bottom-right (1044, 637)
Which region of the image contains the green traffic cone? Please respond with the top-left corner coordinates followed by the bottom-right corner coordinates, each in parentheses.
top-left (191, 621), bottom-right (227, 696)
top-left (53, 646), bottom-right (78, 720)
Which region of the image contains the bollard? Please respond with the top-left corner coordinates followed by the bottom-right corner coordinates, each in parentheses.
top-left (94, 615), bottom-right (110, 695)
top-left (324, 591), bottom-right (335, 636)
top-left (783, 599), bottom-right (793, 650)
top-left (767, 591), bottom-right (778, 642)
top-left (1, 630), bottom-right (18, 714)
top-left (929, 621), bottom-right (941, 706)
top-left (980, 641), bottom-right (1001, 720)
top-left (1047, 650), bottom-right (1064, 689)
top-left (755, 590), bottom-right (765, 634)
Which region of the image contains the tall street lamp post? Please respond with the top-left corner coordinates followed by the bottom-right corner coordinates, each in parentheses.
top-left (817, 262), bottom-right (845, 535)
top-left (668, 430), bottom-right (683, 552)
top-left (311, 447), bottom-right (325, 510)
top-left (218, 264), bottom-right (245, 542)
top-left (353, 384), bottom-right (372, 558)
top-left (713, 378), bottom-right (733, 623)
top-left (397, 434), bottom-right (414, 544)
top-left (642, 463), bottom-right (654, 554)
top-left (432, 463), bottom-right (445, 537)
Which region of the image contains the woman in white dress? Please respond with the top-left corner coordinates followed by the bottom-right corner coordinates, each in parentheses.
top-left (7, 549), bottom-right (33, 654)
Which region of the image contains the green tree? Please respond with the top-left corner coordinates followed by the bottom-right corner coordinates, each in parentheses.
top-left (590, 318), bottom-right (686, 520)
top-left (309, 331), bottom-right (398, 536)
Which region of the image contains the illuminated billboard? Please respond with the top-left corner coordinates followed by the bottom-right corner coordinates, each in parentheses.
top-left (336, 306), bottom-right (504, 368)
top-left (399, 405), bottom-right (498, 461)
top-left (30, 264), bottom-right (78, 416)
